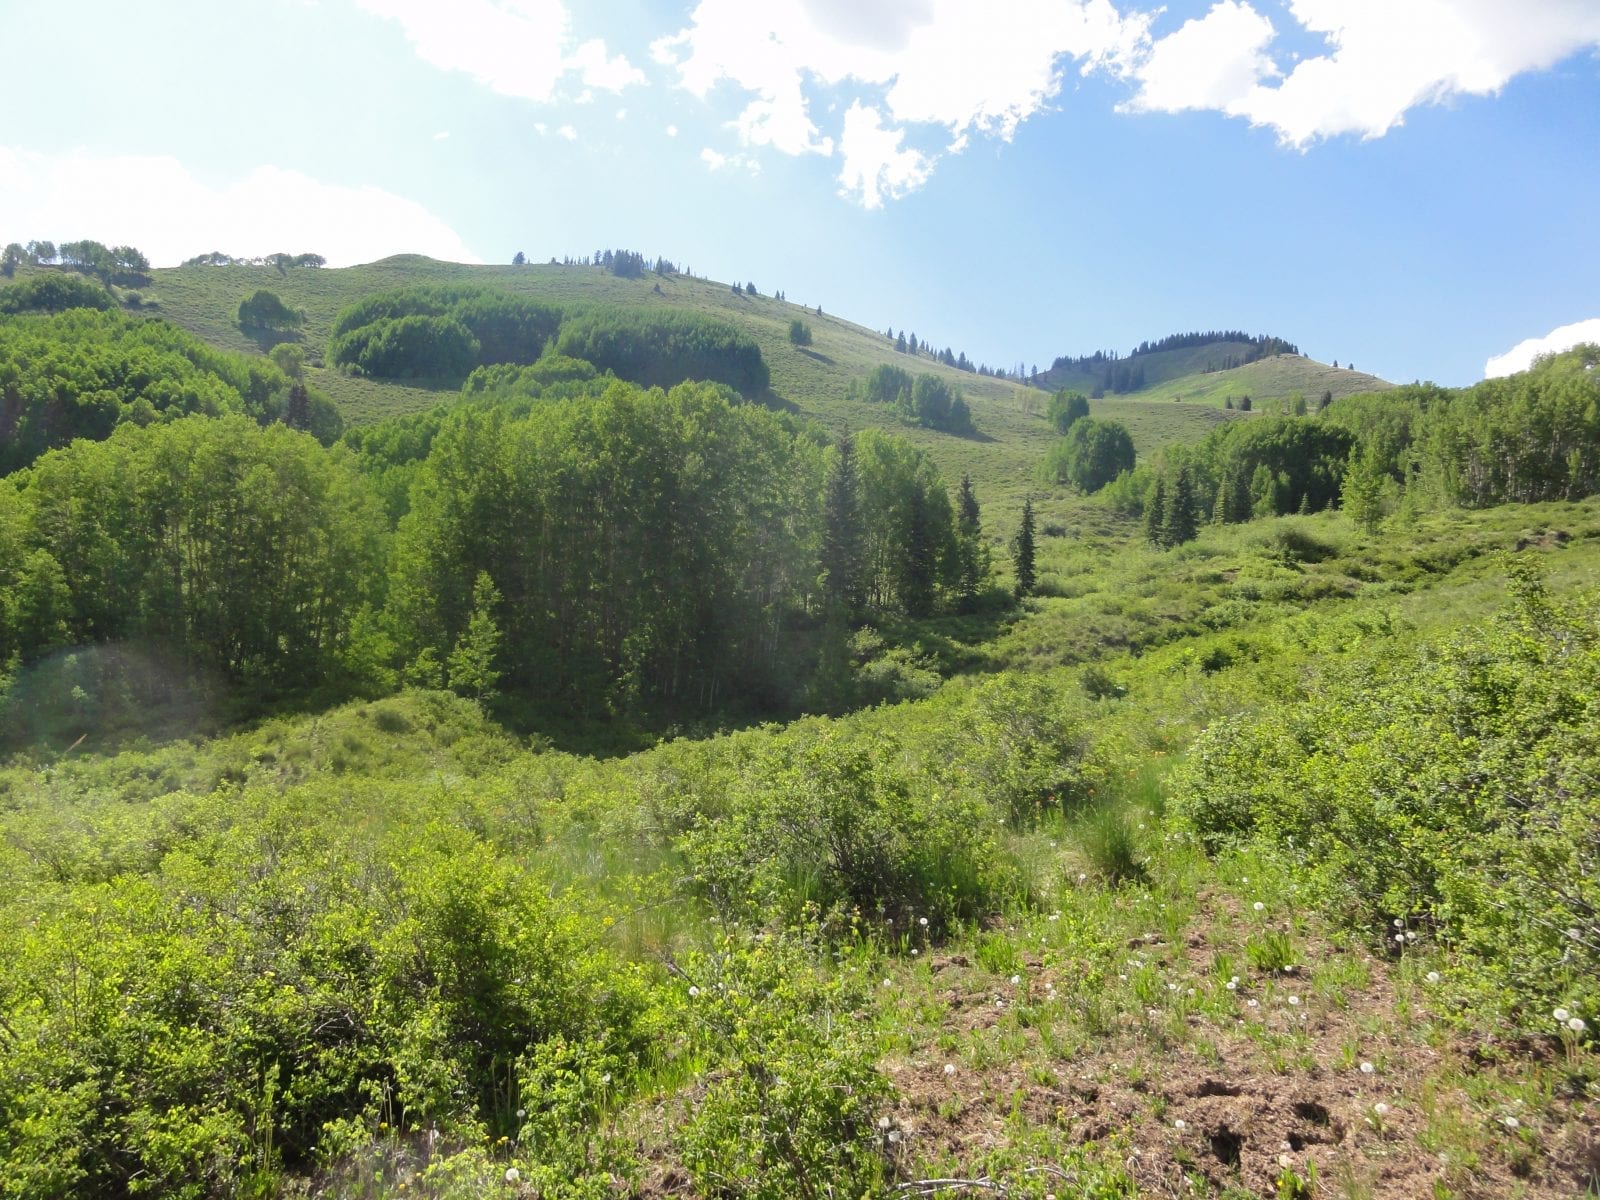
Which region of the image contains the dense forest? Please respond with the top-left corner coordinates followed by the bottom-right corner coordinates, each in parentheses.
top-left (0, 258), bottom-right (1596, 1199)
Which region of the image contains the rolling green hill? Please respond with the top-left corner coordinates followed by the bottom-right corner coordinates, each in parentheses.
top-left (135, 255), bottom-right (1289, 528)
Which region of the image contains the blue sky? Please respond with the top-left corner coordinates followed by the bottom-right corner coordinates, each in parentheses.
top-left (3, 0), bottom-right (1598, 385)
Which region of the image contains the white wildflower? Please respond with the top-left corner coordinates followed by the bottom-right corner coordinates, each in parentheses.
top-left (1359, 1061), bottom-right (1375, 1074)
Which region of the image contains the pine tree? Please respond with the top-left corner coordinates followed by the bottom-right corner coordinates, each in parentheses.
top-left (900, 488), bottom-right (936, 617)
top-left (1162, 467), bottom-right (1198, 546)
top-left (821, 436), bottom-right (865, 616)
top-left (446, 572), bottom-right (503, 701)
top-left (955, 473), bottom-right (989, 609)
top-left (1341, 445), bottom-right (1386, 533)
top-left (1012, 497), bottom-right (1037, 599)
top-left (1145, 476), bottom-right (1168, 546)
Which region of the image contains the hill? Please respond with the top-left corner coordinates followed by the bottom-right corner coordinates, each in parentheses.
top-left (1038, 330), bottom-right (1392, 410)
top-left (135, 255), bottom-right (1266, 525)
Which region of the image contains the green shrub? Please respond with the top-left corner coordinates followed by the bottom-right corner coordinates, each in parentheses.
top-left (675, 933), bottom-right (891, 1199)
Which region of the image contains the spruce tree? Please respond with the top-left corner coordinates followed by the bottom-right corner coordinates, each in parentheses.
top-left (1145, 476), bottom-right (1168, 546)
top-left (900, 488), bottom-right (936, 617)
top-left (1012, 497), bottom-right (1037, 599)
top-left (955, 473), bottom-right (989, 609)
top-left (821, 436), bottom-right (865, 616)
top-left (1162, 467), bottom-right (1198, 546)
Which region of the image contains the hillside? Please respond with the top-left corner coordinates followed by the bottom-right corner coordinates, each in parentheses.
top-left (1038, 332), bottom-right (1392, 409)
top-left (135, 255), bottom-right (1265, 526)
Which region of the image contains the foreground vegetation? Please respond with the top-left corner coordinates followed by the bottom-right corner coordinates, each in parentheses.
top-left (0, 257), bottom-right (1596, 1197)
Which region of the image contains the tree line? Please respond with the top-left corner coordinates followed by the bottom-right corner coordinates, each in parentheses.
top-left (1, 368), bottom-right (1004, 729)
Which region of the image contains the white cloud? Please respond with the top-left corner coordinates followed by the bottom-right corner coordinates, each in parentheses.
top-left (699, 147), bottom-right (761, 175)
top-left (557, 124), bottom-right (578, 141)
top-left (1485, 318), bottom-right (1600, 378)
top-left (354, 0), bottom-right (642, 102)
top-left (0, 148), bottom-right (479, 267)
top-left (1130, 0), bottom-right (1600, 146)
top-left (1122, 1), bottom-right (1278, 116)
top-left (666, 124), bottom-right (679, 137)
top-left (653, 0), bottom-right (1150, 196)
top-left (568, 37), bottom-right (646, 91)
top-left (433, 130), bottom-right (451, 139)
top-left (836, 101), bottom-right (933, 208)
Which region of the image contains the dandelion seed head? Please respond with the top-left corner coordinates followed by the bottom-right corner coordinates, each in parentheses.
top-left (1425, 971), bottom-right (1441, 983)
top-left (688, 985), bottom-right (699, 997)
top-left (1502, 1116), bottom-right (1520, 1129)
top-left (1374, 1102), bottom-right (1389, 1115)
top-left (1554, 1007), bottom-right (1570, 1022)
top-left (1569, 1017), bottom-right (1588, 1033)
top-left (1174, 1119), bottom-right (1186, 1129)
top-left (505, 1167), bottom-right (521, 1184)
top-left (1359, 1061), bottom-right (1375, 1074)
top-left (943, 1062), bottom-right (956, 1076)
top-left (1287, 995), bottom-right (1300, 1006)
top-left (1253, 901), bottom-right (1265, 912)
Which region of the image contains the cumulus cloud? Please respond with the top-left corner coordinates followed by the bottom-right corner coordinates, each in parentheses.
top-left (1485, 318), bottom-right (1600, 378)
top-left (1122, 1), bottom-right (1278, 116)
top-left (654, 0), bottom-right (1150, 202)
top-left (836, 102), bottom-right (933, 208)
top-left (699, 147), bottom-right (761, 175)
top-left (0, 148), bottom-right (479, 267)
top-left (354, 0), bottom-right (643, 102)
top-left (1129, 0), bottom-right (1600, 146)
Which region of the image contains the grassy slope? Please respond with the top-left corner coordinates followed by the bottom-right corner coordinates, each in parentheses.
top-left (1136, 354), bottom-right (1393, 408)
top-left (141, 257), bottom-right (1260, 536)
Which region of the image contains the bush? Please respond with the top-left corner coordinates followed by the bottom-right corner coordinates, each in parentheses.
top-left (1169, 561), bottom-right (1600, 1029)
top-left (788, 318), bottom-right (813, 347)
top-left (0, 273), bottom-right (115, 313)
top-left (237, 289), bottom-right (302, 331)
top-left (678, 728), bottom-right (1008, 929)
top-left (675, 933), bottom-right (891, 1200)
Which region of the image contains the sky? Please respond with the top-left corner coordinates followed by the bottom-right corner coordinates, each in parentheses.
top-left (2, 0), bottom-right (1598, 386)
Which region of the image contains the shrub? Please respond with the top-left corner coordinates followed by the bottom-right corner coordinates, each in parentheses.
top-left (675, 933), bottom-right (891, 1200)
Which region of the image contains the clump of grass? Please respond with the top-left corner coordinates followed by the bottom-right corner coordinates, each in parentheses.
top-left (1075, 803), bottom-right (1145, 885)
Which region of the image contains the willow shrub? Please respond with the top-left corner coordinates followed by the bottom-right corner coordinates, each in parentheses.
top-left (1170, 558), bottom-right (1599, 1030)
top-left (0, 802), bottom-right (652, 1198)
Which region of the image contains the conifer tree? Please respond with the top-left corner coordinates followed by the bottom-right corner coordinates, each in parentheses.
top-left (1162, 467), bottom-right (1198, 546)
top-left (955, 473), bottom-right (989, 609)
top-left (446, 572), bottom-right (503, 701)
top-left (821, 436), bottom-right (866, 616)
top-left (1145, 476), bottom-right (1167, 546)
top-left (1012, 497), bottom-right (1037, 599)
top-left (1341, 445), bottom-right (1386, 533)
top-left (900, 488), bottom-right (936, 617)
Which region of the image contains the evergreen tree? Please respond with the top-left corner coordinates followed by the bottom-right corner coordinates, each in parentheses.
top-left (446, 572), bottom-right (503, 701)
top-left (821, 436), bottom-right (866, 616)
top-left (1162, 467), bottom-right (1199, 546)
top-left (1012, 498), bottom-right (1036, 599)
top-left (1341, 445), bottom-right (1386, 533)
top-left (955, 473), bottom-right (989, 609)
top-left (1145, 476), bottom-right (1168, 546)
top-left (512, 251), bottom-right (526, 265)
top-left (899, 488), bottom-right (936, 617)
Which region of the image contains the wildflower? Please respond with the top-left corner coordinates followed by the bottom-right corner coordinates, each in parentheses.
top-left (911, 949), bottom-right (919, 956)
top-left (1247, 999), bottom-right (1259, 1008)
top-left (1253, 901), bottom-right (1265, 912)
top-left (878, 1116), bottom-right (892, 1130)
top-left (1077, 873), bottom-right (1087, 883)
top-left (515, 1108), bottom-right (526, 1120)
top-left (919, 917), bottom-right (929, 927)
top-left (943, 1063), bottom-right (957, 1077)
top-left (1554, 1007), bottom-right (1570, 1022)
top-left (1425, 971), bottom-right (1441, 984)
top-left (505, 1167), bottom-right (521, 1184)
top-left (1287, 995), bottom-right (1300, 1006)
top-left (1374, 1103), bottom-right (1389, 1116)
top-left (1174, 1119), bottom-right (1186, 1130)
top-left (1010, 975), bottom-right (1021, 986)
top-left (1567, 927), bottom-right (1582, 940)
top-left (1569, 1017), bottom-right (1588, 1033)
top-left (883, 978), bottom-right (892, 988)
top-left (688, 985), bottom-right (700, 998)
top-left (1359, 1061), bottom-right (1375, 1074)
